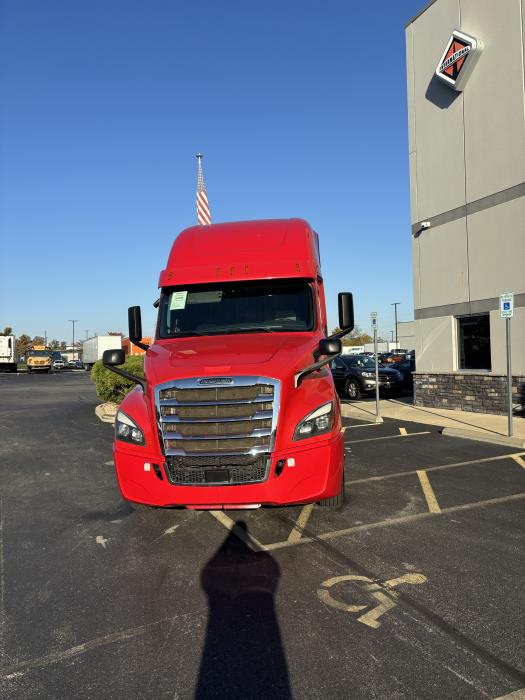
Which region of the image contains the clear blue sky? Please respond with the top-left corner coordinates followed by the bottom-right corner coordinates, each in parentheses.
top-left (0, 0), bottom-right (423, 344)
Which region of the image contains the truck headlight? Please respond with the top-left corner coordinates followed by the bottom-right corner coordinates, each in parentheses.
top-left (115, 411), bottom-right (145, 445)
top-left (293, 402), bottom-right (334, 441)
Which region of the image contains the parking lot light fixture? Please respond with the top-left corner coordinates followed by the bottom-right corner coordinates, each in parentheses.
top-left (391, 303), bottom-right (400, 348)
top-left (69, 320), bottom-right (79, 361)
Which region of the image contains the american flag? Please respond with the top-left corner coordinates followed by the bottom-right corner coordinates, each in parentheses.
top-left (196, 153), bottom-right (211, 225)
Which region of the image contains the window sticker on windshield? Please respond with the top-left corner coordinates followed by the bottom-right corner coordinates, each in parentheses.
top-left (188, 291), bottom-right (223, 304)
top-left (169, 291), bottom-right (188, 310)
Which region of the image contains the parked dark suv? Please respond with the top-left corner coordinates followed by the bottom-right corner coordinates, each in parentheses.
top-left (330, 354), bottom-right (403, 400)
top-left (389, 358), bottom-right (416, 393)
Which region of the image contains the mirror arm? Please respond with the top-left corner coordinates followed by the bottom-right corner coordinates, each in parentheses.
top-left (329, 327), bottom-right (352, 340)
top-left (102, 362), bottom-right (147, 392)
top-left (294, 351), bottom-right (341, 388)
top-left (132, 340), bottom-right (149, 352)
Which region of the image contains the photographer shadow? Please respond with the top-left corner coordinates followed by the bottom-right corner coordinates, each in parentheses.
top-left (195, 522), bottom-right (291, 700)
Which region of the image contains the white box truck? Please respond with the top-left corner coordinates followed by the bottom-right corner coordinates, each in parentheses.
top-left (82, 336), bottom-right (122, 371)
top-left (0, 335), bottom-right (17, 372)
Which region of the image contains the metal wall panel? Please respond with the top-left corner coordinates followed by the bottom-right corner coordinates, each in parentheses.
top-left (412, 0), bottom-right (464, 220)
top-left (461, 0), bottom-right (525, 202)
top-left (467, 197), bottom-right (525, 301)
top-left (412, 232), bottom-right (422, 309)
top-left (414, 317), bottom-right (457, 372)
top-left (418, 218), bottom-right (469, 309)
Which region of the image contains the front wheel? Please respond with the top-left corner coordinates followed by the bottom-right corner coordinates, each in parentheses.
top-left (345, 378), bottom-right (361, 400)
top-left (317, 472), bottom-right (345, 509)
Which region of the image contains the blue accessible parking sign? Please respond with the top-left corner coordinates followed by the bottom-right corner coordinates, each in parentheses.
top-left (499, 293), bottom-right (514, 319)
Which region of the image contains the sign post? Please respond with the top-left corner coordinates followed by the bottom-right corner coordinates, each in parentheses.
top-left (371, 313), bottom-right (382, 423)
top-left (500, 293), bottom-right (514, 437)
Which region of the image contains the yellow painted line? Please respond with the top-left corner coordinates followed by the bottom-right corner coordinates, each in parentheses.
top-left (287, 503), bottom-right (315, 543)
top-left (208, 510), bottom-right (265, 551)
top-left (345, 452), bottom-right (525, 486)
top-left (493, 689), bottom-right (525, 700)
top-left (399, 427), bottom-right (408, 436)
top-left (511, 455), bottom-right (525, 470)
top-left (346, 431), bottom-right (430, 444)
top-left (416, 470), bottom-right (441, 513)
top-left (262, 492), bottom-right (525, 551)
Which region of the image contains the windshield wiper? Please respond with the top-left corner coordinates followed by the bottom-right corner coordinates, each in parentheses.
top-left (213, 327), bottom-right (274, 335)
top-left (170, 331), bottom-right (204, 337)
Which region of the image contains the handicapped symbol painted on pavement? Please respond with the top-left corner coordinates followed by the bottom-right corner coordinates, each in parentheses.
top-left (317, 572), bottom-right (427, 629)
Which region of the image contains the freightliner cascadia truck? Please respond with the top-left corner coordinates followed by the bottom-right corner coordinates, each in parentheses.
top-left (103, 219), bottom-right (354, 510)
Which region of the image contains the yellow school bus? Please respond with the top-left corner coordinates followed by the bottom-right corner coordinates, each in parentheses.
top-left (27, 345), bottom-right (53, 373)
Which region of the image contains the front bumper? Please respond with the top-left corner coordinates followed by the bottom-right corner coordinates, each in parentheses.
top-left (113, 431), bottom-right (344, 508)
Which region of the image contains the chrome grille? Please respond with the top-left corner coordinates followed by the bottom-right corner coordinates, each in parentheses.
top-left (154, 377), bottom-right (280, 480)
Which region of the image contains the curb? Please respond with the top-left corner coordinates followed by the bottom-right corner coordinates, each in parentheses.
top-left (340, 404), bottom-right (378, 423)
top-left (441, 427), bottom-right (525, 449)
top-left (95, 403), bottom-right (118, 424)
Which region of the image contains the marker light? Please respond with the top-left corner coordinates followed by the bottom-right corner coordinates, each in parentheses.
top-left (293, 402), bottom-right (334, 441)
top-left (115, 411), bottom-right (145, 446)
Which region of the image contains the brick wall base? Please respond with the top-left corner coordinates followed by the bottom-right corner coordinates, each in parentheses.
top-left (413, 373), bottom-right (525, 415)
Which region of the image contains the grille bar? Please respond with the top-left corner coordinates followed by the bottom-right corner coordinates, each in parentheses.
top-left (161, 428), bottom-right (272, 441)
top-left (159, 395), bottom-right (272, 407)
top-left (160, 411), bottom-right (273, 424)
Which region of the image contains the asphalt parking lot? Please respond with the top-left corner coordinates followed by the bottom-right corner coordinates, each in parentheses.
top-left (1, 372), bottom-right (524, 699)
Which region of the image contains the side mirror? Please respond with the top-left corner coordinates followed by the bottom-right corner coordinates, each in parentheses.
top-left (319, 338), bottom-right (342, 356)
top-left (102, 348), bottom-right (146, 392)
top-left (128, 306), bottom-right (149, 351)
top-left (338, 292), bottom-right (354, 332)
top-left (103, 349), bottom-right (125, 366)
top-left (128, 306), bottom-right (142, 342)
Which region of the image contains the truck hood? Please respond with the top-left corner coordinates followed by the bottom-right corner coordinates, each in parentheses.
top-left (144, 333), bottom-right (321, 386)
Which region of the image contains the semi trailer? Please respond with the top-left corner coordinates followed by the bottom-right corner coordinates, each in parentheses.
top-left (0, 335), bottom-right (17, 372)
top-left (103, 219), bottom-right (354, 509)
top-left (83, 335), bottom-right (122, 371)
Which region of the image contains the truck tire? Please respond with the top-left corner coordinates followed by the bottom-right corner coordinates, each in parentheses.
top-left (317, 472), bottom-right (345, 509)
top-left (27, 367), bottom-right (31, 374)
top-left (345, 378), bottom-right (360, 400)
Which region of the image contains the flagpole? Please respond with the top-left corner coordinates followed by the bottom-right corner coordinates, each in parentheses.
top-left (195, 153), bottom-right (211, 225)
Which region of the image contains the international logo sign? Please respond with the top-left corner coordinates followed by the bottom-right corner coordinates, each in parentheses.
top-left (435, 30), bottom-right (482, 91)
top-left (198, 377), bottom-right (234, 386)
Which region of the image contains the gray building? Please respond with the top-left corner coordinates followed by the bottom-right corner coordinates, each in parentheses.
top-left (405, 0), bottom-right (525, 414)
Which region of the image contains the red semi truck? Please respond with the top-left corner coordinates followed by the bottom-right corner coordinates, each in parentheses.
top-left (103, 219), bottom-right (354, 509)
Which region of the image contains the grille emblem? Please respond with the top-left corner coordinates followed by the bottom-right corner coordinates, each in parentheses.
top-left (198, 377), bottom-right (234, 386)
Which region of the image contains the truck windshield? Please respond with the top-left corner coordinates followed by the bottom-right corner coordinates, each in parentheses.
top-left (28, 350), bottom-right (51, 357)
top-left (158, 279), bottom-right (315, 338)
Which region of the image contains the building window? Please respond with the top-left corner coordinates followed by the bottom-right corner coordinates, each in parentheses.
top-left (457, 314), bottom-right (491, 370)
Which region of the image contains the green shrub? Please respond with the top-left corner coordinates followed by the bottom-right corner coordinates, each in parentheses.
top-left (91, 355), bottom-right (145, 404)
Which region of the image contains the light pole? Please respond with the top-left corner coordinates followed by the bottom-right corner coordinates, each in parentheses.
top-left (44, 330), bottom-right (47, 345)
top-left (69, 320), bottom-right (78, 360)
top-left (391, 303), bottom-right (400, 348)
top-left (390, 330), bottom-right (394, 342)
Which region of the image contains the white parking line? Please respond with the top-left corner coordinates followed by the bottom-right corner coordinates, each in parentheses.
top-left (262, 492), bottom-right (525, 552)
top-left (346, 431), bottom-right (430, 445)
top-left (345, 451), bottom-right (525, 486)
top-left (342, 422), bottom-right (384, 430)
